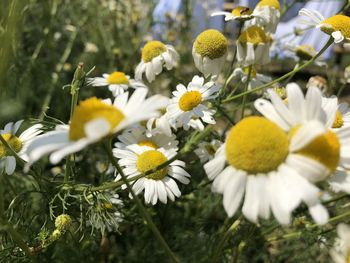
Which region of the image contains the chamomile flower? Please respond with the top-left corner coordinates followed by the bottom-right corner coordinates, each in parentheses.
top-left (211, 6), bottom-right (254, 22)
top-left (299, 8), bottom-right (350, 43)
top-left (330, 224), bottom-right (350, 263)
top-left (146, 113), bottom-right (174, 137)
top-left (114, 125), bottom-right (178, 150)
top-left (236, 26), bottom-right (271, 66)
top-left (114, 145), bottom-right (190, 205)
top-left (194, 139), bottom-right (222, 163)
top-left (25, 88), bottom-right (168, 166)
top-left (135, 40), bottom-right (179, 83)
top-left (247, 0), bottom-right (281, 34)
top-left (285, 43), bottom-right (326, 66)
top-left (327, 99), bottom-right (350, 130)
top-left (204, 116), bottom-right (329, 225)
top-left (0, 121), bottom-right (42, 175)
top-left (192, 29), bottom-right (228, 77)
top-left (166, 75), bottom-right (220, 130)
top-left (232, 66), bottom-right (271, 91)
top-left (88, 71), bottom-right (147, 96)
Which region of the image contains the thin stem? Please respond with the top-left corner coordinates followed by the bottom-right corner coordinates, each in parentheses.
top-left (222, 37), bottom-right (334, 104)
top-left (104, 143), bottom-right (179, 263)
top-left (240, 65), bottom-right (252, 119)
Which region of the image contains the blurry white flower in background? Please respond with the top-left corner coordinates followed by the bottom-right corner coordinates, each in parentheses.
top-left (330, 224), bottom-right (350, 263)
top-left (195, 139), bottom-right (222, 163)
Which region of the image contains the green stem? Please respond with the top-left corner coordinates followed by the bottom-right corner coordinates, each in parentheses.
top-left (282, 61), bottom-right (300, 86)
top-left (222, 37), bottom-right (334, 104)
top-left (240, 65), bottom-right (252, 119)
top-left (103, 143), bottom-right (179, 263)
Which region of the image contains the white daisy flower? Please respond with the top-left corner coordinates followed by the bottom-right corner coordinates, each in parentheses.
top-left (236, 26), bottom-right (271, 66)
top-left (211, 6), bottom-right (254, 22)
top-left (0, 121), bottom-right (42, 175)
top-left (166, 75), bottom-right (220, 130)
top-left (298, 8), bottom-right (350, 43)
top-left (246, 0), bottom-right (281, 34)
top-left (232, 66), bottom-right (272, 91)
top-left (87, 71), bottom-right (147, 96)
top-left (114, 125), bottom-right (178, 150)
top-left (204, 116), bottom-right (329, 225)
top-left (146, 113), bottom-right (174, 137)
top-left (192, 29), bottom-right (228, 77)
top-left (325, 98), bottom-right (350, 130)
top-left (330, 224), bottom-right (350, 263)
top-left (194, 139), bottom-right (222, 163)
top-left (135, 41), bottom-right (179, 83)
top-left (113, 145), bottom-right (190, 205)
top-left (25, 88), bottom-right (168, 166)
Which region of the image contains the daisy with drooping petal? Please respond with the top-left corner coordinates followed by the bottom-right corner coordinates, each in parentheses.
top-left (135, 41), bottom-right (179, 83)
top-left (87, 71), bottom-right (147, 96)
top-left (237, 26), bottom-right (271, 66)
top-left (114, 145), bottom-right (190, 205)
top-left (0, 121), bottom-right (42, 175)
top-left (114, 125), bottom-right (178, 150)
top-left (146, 112), bottom-right (174, 137)
top-left (25, 88), bottom-right (168, 166)
top-left (211, 6), bottom-right (254, 22)
top-left (204, 116), bottom-right (329, 225)
top-left (299, 8), bottom-right (350, 43)
top-left (330, 224), bottom-right (350, 263)
top-left (232, 66), bottom-right (271, 91)
top-left (192, 29), bottom-right (228, 77)
top-left (194, 139), bottom-right (222, 163)
top-left (166, 75), bottom-right (220, 130)
top-left (246, 0), bottom-right (281, 34)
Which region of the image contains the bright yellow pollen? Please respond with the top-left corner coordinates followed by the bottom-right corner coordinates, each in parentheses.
top-left (232, 6), bottom-right (253, 17)
top-left (321, 15), bottom-right (350, 39)
top-left (69, 97), bottom-right (125, 141)
top-left (243, 66), bottom-right (257, 78)
top-left (256, 0), bottom-right (280, 10)
top-left (138, 140), bottom-right (158, 149)
top-left (194, 29), bottom-right (228, 59)
top-left (225, 117), bottom-right (289, 174)
top-left (0, 134), bottom-right (23, 157)
top-left (332, 111), bottom-right (344, 128)
top-left (179, 91), bottom-right (202, 112)
top-left (238, 26), bottom-right (270, 45)
top-left (136, 150), bottom-right (168, 180)
top-left (296, 130), bottom-right (340, 172)
top-left (295, 45), bottom-right (315, 60)
top-left (107, 72), bottom-right (129, 85)
top-left (141, 41), bottom-right (167, 62)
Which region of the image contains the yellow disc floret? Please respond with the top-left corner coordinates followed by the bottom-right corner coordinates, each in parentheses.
top-left (243, 66), bottom-right (257, 78)
top-left (232, 6), bottom-right (253, 17)
top-left (69, 97), bottom-right (125, 141)
top-left (141, 41), bottom-right (167, 62)
top-left (332, 111), bottom-right (344, 128)
top-left (256, 0), bottom-right (280, 10)
top-left (138, 140), bottom-right (158, 149)
top-left (225, 117), bottom-right (289, 174)
top-left (238, 26), bottom-right (270, 45)
top-left (179, 91), bottom-right (202, 112)
top-left (0, 134), bottom-right (23, 157)
top-left (321, 15), bottom-right (350, 39)
top-left (136, 150), bottom-right (168, 180)
top-left (194, 29), bottom-right (228, 59)
top-left (107, 72), bottom-right (129, 85)
top-left (296, 131), bottom-right (340, 172)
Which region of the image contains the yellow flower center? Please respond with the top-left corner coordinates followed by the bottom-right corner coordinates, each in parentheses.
top-left (238, 26), bottom-right (270, 45)
top-left (321, 15), bottom-right (350, 39)
top-left (295, 130), bottom-right (340, 172)
top-left (295, 45), bottom-right (315, 60)
top-left (178, 91), bottom-right (202, 112)
top-left (256, 0), bottom-right (281, 10)
top-left (332, 111), bottom-right (344, 128)
top-left (194, 29), bottom-right (228, 59)
top-left (136, 150), bottom-right (168, 180)
top-left (141, 41), bottom-right (167, 62)
top-left (138, 140), bottom-right (158, 149)
top-left (69, 97), bottom-right (125, 141)
top-left (107, 72), bottom-right (129, 85)
top-left (231, 6), bottom-right (253, 17)
top-left (243, 66), bottom-right (257, 78)
top-left (225, 117), bottom-right (289, 174)
top-left (205, 144), bottom-right (217, 156)
top-left (0, 134), bottom-right (23, 157)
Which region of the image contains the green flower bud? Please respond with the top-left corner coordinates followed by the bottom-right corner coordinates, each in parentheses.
top-left (55, 214), bottom-right (72, 232)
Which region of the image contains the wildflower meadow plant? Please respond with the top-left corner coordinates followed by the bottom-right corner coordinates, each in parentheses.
top-left (1, 0), bottom-right (350, 262)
